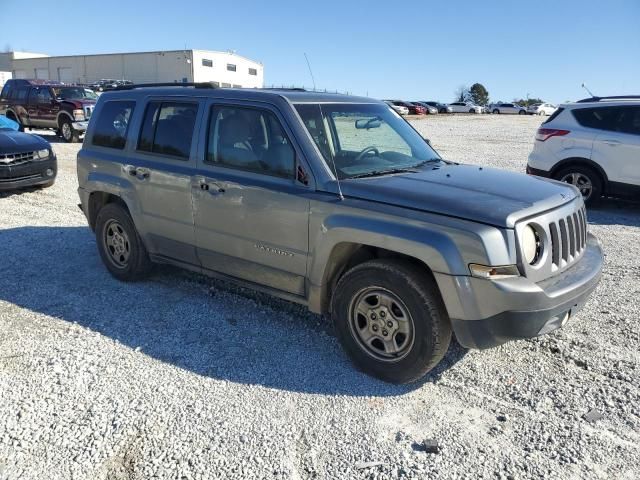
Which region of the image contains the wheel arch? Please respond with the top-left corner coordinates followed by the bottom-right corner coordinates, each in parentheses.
top-left (550, 157), bottom-right (609, 191)
top-left (87, 191), bottom-right (132, 231)
top-left (57, 110), bottom-right (74, 127)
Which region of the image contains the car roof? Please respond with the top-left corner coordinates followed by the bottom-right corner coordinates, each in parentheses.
top-left (560, 98), bottom-right (640, 109)
top-left (99, 86), bottom-right (378, 104)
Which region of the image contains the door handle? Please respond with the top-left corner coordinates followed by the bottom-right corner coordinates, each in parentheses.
top-left (122, 165), bottom-right (150, 179)
top-left (136, 167), bottom-right (150, 179)
top-left (602, 139), bottom-right (620, 146)
top-left (122, 165), bottom-right (138, 176)
top-left (194, 176), bottom-right (225, 195)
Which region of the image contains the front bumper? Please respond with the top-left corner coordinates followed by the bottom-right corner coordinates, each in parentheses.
top-left (0, 156), bottom-right (57, 190)
top-left (526, 164), bottom-right (551, 178)
top-left (438, 233), bottom-right (603, 349)
top-left (72, 120), bottom-right (89, 132)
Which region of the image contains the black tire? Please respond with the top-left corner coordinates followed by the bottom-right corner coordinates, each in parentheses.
top-left (439, 108), bottom-right (446, 114)
top-left (493, 109), bottom-right (500, 114)
top-left (331, 259), bottom-right (451, 384)
top-left (519, 110), bottom-right (526, 115)
top-left (468, 109), bottom-right (476, 114)
top-left (95, 203), bottom-right (152, 281)
top-left (59, 117), bottom-right (80, 143)
top-left (554, 165), bottom-right (603, 205)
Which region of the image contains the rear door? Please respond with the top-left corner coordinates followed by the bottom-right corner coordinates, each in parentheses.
top-left (192, 100), bottom-right (311, 295)
top-left (126, 98), bottom-right (204, 263)
top-left (592, 106), bottom-right (640, 187)
top-left (28, 86), bottom-right (56, 128)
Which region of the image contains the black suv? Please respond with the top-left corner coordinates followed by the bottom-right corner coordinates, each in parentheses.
top-left (0, 79), bottom-right (97, 142)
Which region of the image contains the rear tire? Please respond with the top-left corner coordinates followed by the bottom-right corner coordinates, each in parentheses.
top-left (331, 259), bottom-right (451, 384)
top-left (493, 109), bottom-right (500, 114)
top-left (554, 165), bottom-right (603, 205)
top-left (519, 110), bottom-right (526, 115)
top-left (95, 203), bottom-right (152, 281)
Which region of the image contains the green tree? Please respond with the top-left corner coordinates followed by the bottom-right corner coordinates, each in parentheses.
top-left (513, 97), bottom-right (544, 107)
top-left (454, 85), bottom-right (470, 102)
top-left (469, 83), bottom-right (490, 106)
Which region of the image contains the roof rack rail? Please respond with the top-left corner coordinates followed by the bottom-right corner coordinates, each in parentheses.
top-left (261, 87), bottom-right (307, 92)
top-left (113, 82), bottom-right (219, 91)
top-left (576, 95), bottom-right (640, 103)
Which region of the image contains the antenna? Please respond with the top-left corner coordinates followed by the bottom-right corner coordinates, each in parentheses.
top-left (581, 82), bottom-right (595, 97)
top-left (317, 103), bottom-right (344, 201)
top-left (304, 53), bottom-right (316, 91)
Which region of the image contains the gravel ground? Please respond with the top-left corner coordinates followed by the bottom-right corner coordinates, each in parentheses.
top-left (0, 115), bottom-right (638, 480)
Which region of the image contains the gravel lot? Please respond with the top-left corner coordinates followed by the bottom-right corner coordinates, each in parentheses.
top-left (1, 114), bottom-right (638, 480)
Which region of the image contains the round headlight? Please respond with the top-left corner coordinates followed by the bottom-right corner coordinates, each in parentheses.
top-left (522, 225), bottom-right (541, 265)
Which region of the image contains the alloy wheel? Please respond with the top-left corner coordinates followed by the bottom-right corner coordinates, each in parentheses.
top-left (560, 172), bottom-right (593, 200)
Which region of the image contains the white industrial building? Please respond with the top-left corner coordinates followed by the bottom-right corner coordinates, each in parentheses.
top-left (0, 49), bottom-right (264, 88)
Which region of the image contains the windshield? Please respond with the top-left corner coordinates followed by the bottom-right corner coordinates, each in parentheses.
top-left (52, 87), bottom-right (98, 100)
top-left (295, 103), bottom-right (441, 179)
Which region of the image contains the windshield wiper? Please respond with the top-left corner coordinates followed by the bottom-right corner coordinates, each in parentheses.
top-left (411, 158), bottom-right (441, 168)
top-left (348, 167), bottom-right (418, 179)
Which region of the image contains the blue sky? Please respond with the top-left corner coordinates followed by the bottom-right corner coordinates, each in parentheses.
top-left (3, 0), bottom-right (638, 103)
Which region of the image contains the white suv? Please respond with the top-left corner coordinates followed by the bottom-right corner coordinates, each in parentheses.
top-left (527, 96), bottom-right (640, 204)
top-left (527, 103), bottom-right (557, 116)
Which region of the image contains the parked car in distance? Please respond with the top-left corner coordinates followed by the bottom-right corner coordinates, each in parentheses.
top-left (527, 96), bottom-right (640, 204)
top-left (490, 103), bottom-right (527, 115)
top-left (0, 79), bottom-right (97, 142)
top-left (448, 102), bottom-right (483, 114)
top-left (421, 101), bottom-right (453, 113)
top-left (77, 84), bottom-right (603, 384)
top-left (90, 79), bottom-right (119, 92)
top-left (527, 103), bottom-right (557, 116)
top-left (384, 100), bottom-right (426, 115)
top-left (0, 122), bottom-right (56, 190)
top-left (384, 100), bottom-right (409, 115)
top-left (411, 102), bottom-right (438, 114)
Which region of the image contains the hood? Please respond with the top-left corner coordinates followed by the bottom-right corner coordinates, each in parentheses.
top-left (0, 130), bottom-right (50, 154)
top-left (339, 163), bottom-right (579, 228)
top-left (61, 98), bottom-right (96, 108)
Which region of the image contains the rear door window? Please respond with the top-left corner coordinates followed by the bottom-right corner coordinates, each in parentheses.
top-left (92, 101), bottom-right (135, 149)
top-left (615, 106), bottom-right (640, 136)
top-left (137, 101), bottom-right (198, 159)
top-left (572, 107), bottom-right (620, 131)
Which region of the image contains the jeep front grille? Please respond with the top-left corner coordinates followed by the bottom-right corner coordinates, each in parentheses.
top-left (549, 205), bottom-right (587, 269)
top-left (516, 197), bottom-right (588, 282)
top-left (0, 151), bottom-right (35, 166)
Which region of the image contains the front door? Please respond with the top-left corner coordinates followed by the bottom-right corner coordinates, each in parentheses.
top-left (192, 101), bottom-right (310, 296)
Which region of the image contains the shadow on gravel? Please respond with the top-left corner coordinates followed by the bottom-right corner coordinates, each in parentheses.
top-left (0, 226), bottom-right (466, 397)
top-left (587, 198), bottom-right (640, 227)
top-left (0, 186), bottom-right (43, 199)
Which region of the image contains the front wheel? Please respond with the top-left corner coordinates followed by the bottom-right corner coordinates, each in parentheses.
top-left (493, 109), bottom-right (500, 114)
top-left (59, 118), bottom-right (80, 143)
top-left (95, 203), bottom-right (152, 281)
top-left (331, 259), bottom-right (451, 384)
top-left (519, 110), bottom-right (526, 115)
top-left (555, 166), bottom-right (602, 205)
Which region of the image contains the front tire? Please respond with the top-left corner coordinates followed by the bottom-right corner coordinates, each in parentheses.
top-left (519, 110), bottom-right (526, 115)
top-left (95, 203), bottom-right (152, 281)
top-left (555, 165), bottom-right (603, 205)
top-left (493, 109), bottom-right (500, 114)
top-left (59, 118), bottom-right (80, 143)
top-left (331, 259), bottom-right (451, 384)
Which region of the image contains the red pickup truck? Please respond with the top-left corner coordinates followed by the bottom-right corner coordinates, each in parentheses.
top-left (0, 79), bottom-right (97, 142)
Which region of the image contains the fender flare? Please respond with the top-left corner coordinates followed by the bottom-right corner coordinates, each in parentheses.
top-left (56, 110), bottom-right (74, 127)
top-left (85, 172), bottom-right (145, 233)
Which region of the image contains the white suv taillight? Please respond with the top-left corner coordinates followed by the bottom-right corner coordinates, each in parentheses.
top-left (535, 128), bottom-right (570, 142)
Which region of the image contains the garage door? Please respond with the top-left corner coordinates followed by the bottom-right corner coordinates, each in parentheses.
top-left (35, 68), bottom-right (49, 80)
top-left (57, 67), bottom-right (73, 83)
top-left (13, 70), bottom-right (27, 79)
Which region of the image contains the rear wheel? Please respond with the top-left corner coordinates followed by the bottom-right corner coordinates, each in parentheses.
top-left (519, 110), bottom-right (526, 115)
top-left (331, 259), bottom-right (451, 384)
top-left (95, 203), bottom-right (152, 281)
top-left (493, 109), bottom-right (500, 114)
top-left (59, 117), bottom-right (80, 143)
top-left (469, 108), bottom-right (476, 114)
top-left (555, 165), bottom-right (602, 205)
top-left (538, 110), bottom-right (546, 116)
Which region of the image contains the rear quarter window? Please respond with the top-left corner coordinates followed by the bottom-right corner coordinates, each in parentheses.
top-left (92, 100), bottom-right (136, 150)
top-left (543, 107), bottom-right (564, 124)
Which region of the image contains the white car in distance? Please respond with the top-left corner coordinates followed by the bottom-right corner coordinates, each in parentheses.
top-left (384, 101), bottom-right (409, 115)
top-left (448, 102), bottom-right (483, 114)
top-left (490, 103), bottom-right (527, 115)
top-left (527, 103), bottom-right (558, 116)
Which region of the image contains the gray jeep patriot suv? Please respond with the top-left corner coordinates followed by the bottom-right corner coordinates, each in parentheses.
top-left (77, 84), bottom-right (603, 383)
